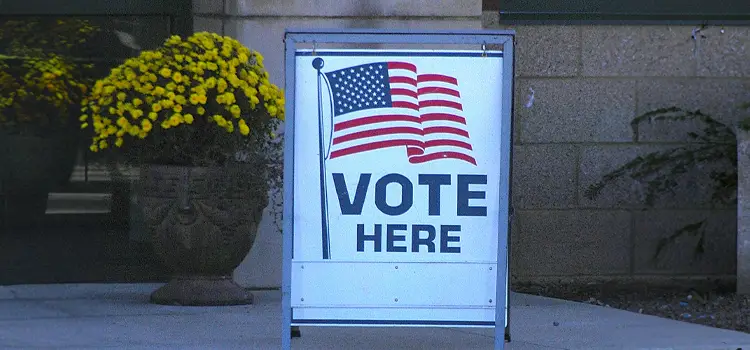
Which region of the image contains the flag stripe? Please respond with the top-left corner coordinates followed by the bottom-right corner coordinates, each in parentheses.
top-left (408, 151), bottom-right (477, 165)
top-left (331, 139), bottom-right (423, 158)
top-left (389, 76), bottom-right (417, 86)
top-left (334, 114), bottom-right (420, 131)
top-left (418, 86), bottom-right (460, 97)
top-left (392, 101), bottom-right (420, 110)
top-left (421, 113), bottom-right (466, 124)
top-left (420, 100), bottom-right (463, 110)
top-left (425, 139), bottom-right (473, 150)
top-left (423, 126), bottom-right (470, 138)
top-left (388, 62), bottom-right (417, 72)
top-left (333, 125), bottom-right (471, 146)
top-left (390, 88), bottom-right (418, 98)
top-left (418, 74), bottom-right (458, 85)
top-left (333, 126), bottom-right (423, 144)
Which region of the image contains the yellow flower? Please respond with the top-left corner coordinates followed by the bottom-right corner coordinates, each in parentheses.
top-left (222, 92), bottom-right (236, 105)
top-left (115, 138), bottom-right (124, 147)
top-left (151, 103), bottom-right (162, 112)
top-left (99, 140), bottom-right (108, 149)
top-left (169, 114), bottom-right (182, 126)
top-left (148, 112), bottom-right (158, 120)
top-left (268, 105), bottom-right (278, 117)
top-left (141, 119), bottom-right (153, 132)
top-left (229, 104), bottom-right (241, 117)
top-left (80, 123), bottom-right (89, 129)
top-left (197, 106), bottom-right (206, 115)
top-left (117, 92), bottom-right (126, 101)
top-left (206, 62), bottom-right (218, 71)
top-left (189, 94), bottom-right (202, 105)
top-left (237, 53), bottom-right (248, 63)
top-left (130, 109), bottom-right (144, 119)
top-left (184, 114), bottom-right (194, 124)
top-left (172, 72), bottom-right (183, 83)
top-left (239, 120), bottom-right (250, 136)
top-left (154, 86), bottom-right (166, 95)
top-left (217, 78), bottom-right (228, 93)
top-left (161, 120), bottom-right (171, 129)
top-left (175, 95), bottom-right (187, 105)
top-left (173, 104), bottom-right (183, 113)
top-left (133, 98), bottom-right (143, 107)
top-left (159, 67), bottom-right (172, 78)
top-left (212, 114), bottom-right (227, 127)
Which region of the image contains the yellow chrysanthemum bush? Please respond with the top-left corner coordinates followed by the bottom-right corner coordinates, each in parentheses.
top-left (80, 32), bottom-right (285, 167)
top-left (0, 55), bottom-right (94, 134)
top-left (0, 18), bottom-right (99, 135)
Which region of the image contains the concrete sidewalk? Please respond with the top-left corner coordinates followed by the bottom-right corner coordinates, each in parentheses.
top-left (0, 284), bottom-right (748, 349)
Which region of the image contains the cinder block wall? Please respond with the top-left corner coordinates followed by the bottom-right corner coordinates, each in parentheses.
top-left (192, 0), bottom-right (483, 288)
top-left (483, 13), bottom-right (743, 282)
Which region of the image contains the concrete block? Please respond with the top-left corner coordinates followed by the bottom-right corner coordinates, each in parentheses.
top-left (224, 17), bottom-right (482, 88)
top-left (633, 210), bottom-right (736, 275)
top-left (481, 10), bottom-right (502, 28)
top-left (579, 145), bottom-right (732, 209)
top-left (738, 130), bottom-right (750, 293)
top-left (698, 27), bottom-right (750, 77)
top-left (513, 25), bottom-right (581, 77)
top-left (193, 16), bottom-right (223, 34)
top-left (582, 26), bottom-right (696, 77)
top-left (510, 209), bottom-right (631, 277)
top-left (511, 144), bottom-right (578, 209)
top-left (193, 0), bottom-right (224, 14)
top-left (515, 79), bottom-right (636, 143)
top-left (636, 79), bottom-right (750, 142)
top-left (225, 0), bottom-right (482, 17)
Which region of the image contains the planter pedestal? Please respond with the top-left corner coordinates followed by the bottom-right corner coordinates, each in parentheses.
top-left (150, 276), bottom-right (253, 306)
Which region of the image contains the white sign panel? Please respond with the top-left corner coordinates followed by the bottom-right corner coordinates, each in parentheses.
top-left (290, 49), bottom-right (507, 327)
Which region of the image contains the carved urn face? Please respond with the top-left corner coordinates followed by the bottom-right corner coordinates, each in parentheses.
top-left (139, 165), bottom-right (269, 276)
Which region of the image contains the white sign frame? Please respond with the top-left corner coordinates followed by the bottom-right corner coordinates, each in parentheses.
top-left (281, 29), bottom-right (515, 350)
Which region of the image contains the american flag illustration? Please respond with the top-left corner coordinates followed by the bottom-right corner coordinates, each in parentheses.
top-left (322, 61), bottom-right (477, 165)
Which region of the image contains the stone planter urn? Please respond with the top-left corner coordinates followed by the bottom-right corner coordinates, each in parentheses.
top-left (139, 163), bottom-right (268, 306)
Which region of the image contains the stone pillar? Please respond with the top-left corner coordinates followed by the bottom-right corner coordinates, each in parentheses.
top-left (188, 0), bottom-right (483, 288)
top-left (738, 129), bottom-right (750, 294)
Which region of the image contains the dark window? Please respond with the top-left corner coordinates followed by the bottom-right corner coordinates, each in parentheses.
top-left (483, 0), bottom-right (750, 24)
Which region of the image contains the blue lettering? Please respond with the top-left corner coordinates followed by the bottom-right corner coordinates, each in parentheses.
top-left (355, 224), bottom-right (459, 253)
top-left (457, 175), bottom-right (487, 217)
top-left (411, 224), bottom-right (436, 253)
top-left (332, 173), bottom-right (371, 215)
top-left (375, 174), bottom-right (413, 216)
top-left (418, 174), bottom-right (451, 216)
top-left (357, 224), bottom-right (382, 252)
top-left (440, 225), bottom-right (461, 253)
top-left (386, 224), bottom-right (407, 252)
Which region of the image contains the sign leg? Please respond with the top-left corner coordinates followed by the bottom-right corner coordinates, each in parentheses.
top-left (291, 326), bottom-right (301, 338)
